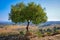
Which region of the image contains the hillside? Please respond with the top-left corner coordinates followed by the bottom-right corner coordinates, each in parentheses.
top-left (0, 21), bottom-right (60, 40)
top-left (30, 34), bottom-right (60, 40)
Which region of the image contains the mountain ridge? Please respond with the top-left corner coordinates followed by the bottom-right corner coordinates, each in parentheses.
top-left (0, 21), bottom-right (60, 26)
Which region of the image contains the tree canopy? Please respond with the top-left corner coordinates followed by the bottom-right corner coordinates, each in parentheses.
top-left (9, 2), bottom-right (47, 24)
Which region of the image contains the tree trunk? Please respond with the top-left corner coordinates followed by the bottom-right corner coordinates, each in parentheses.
top-left (26, 21), bottom-right (30, 32)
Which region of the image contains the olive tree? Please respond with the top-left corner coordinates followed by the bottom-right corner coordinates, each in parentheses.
top-left (9, 2), bottom-right (47, 32)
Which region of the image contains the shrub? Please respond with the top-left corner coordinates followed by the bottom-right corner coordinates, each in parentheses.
top-left (46, 28), bottom-right (52, 32)
top-left (56, 27), bottom-right (60, 30)
top-left (35, 31), bottom-right (43, 37)
top-left (53, 27), bottom-right (58, 34)
top-left (46, 32), bottom-right (52, 36)
top-left (39, 29), bottom-right (44, 34)
top-left (20, 31), bottom-right (24, 35)
top-left (55, 30), bottom-right (60, 34)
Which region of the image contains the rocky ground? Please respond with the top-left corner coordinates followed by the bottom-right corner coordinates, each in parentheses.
top-left (31, 34), bottom-right (60, 40)
top-left (0, 34), bottom-right (60, 40)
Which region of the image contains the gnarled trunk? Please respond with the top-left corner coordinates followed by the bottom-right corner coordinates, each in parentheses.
top-left (26, 21), bottom-right (30, 32)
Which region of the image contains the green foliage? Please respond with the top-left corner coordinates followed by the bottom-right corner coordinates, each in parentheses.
top-left (9, 3), bottom-right (26, 23)
top-left (35, 31), bottom-right (43, 37)
top-left (45, 28), bottom-right (52, 36)
top-left (53, 27), bottom-right (57, 33)
top-left (20, 31), bottom-right (24, 35)
top-left (56, 30), bottom-right (60, 34)
top-left (52, 27), bottom-right (60, 34)
top-left (9, 2), bottom-right (47, 24)
top-left (46, 32), bottom-right (52, 36)
top-left (29, 30), bottom-right (33, 32)
top-left (39, 27), bottom-right (60, 36)
top-left (39, 28), bottom-right (52, 36)
top-left (53, 27), bottom-right (57, 30)
top-left (39, 29), bottom-right (44, 34)
top-left (46, 28), bottom-right (52, 32)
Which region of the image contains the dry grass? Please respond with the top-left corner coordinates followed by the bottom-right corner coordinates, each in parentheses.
top-left (0, 25), bottom-right (60, 40)
top-left (0, 25), bottom-right (38, 36)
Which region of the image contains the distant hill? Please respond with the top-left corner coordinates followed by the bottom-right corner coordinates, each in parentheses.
top-left (0, 21), bottom-right (60, 26)
top-left (38, 21), bottom-right (60, 27)
top-left (0, 21), bottom-right (13, 25)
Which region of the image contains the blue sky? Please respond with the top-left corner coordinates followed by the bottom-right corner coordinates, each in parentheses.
top-left (0, 0), bottom-right (60, 21)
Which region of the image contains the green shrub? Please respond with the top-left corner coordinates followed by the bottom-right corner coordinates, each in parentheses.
top-left (46, 32), bottom-right (52, 36)
top-left (53, 27), bottom-right (57, 32)
top-left (55, 30), bottom-right (60, 34)
top-left (20, 31), bottom-right (24, 35)
top-left (35, 31), bottom-right (43, 37)
top-left (29, 30), bottom-right (33, 32)
top-left (46, 28), bottom-right (52, 32)
top-left (39, 29), bottom-right (44, 34)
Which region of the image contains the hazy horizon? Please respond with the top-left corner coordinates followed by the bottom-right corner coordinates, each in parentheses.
top-left (0, 21), bottom-right (60, 22)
